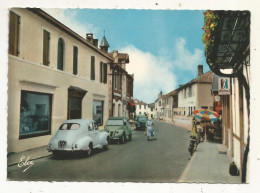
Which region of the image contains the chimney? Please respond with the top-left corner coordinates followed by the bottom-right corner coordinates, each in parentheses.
top-left (198, 65), bottom-right (203, 76)
top-left (93, 39), bottom-right (98, 47)
top-left (86, 33), bottom-right (93, 44)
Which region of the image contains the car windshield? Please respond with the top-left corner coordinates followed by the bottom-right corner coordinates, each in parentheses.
top-left (137, 117), bottom-right (148, 121)
top-left (59, 123), bottom-right (80, 130)
top-left (106, 120), bottom-right (124, 126)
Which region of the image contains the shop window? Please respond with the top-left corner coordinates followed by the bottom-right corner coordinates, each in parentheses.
top-left (43, 29), bottom-right (50, 66)
top-left (91, 56), bottom-right (95, 80)
top-left (73, 46), bottom-right (78, 75)
top-left (57, 38), bottom-right (64, 70)
top-left (93, 100), bottom-right (103, 126)
top-left (19, 91), bottom-right (52, 139)
top-left (9, 11), bottom-right (20, 56)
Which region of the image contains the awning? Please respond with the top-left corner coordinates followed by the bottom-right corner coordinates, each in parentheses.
top-left (68, 86), bottom-right (88, 98)
top-left (128, 101), bottom-right (135, 106)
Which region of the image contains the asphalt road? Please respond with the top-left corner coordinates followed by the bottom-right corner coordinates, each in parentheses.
top-left (8, 121), bottom-right (191, 182)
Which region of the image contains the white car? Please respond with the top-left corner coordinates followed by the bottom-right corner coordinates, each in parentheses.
top-left (47, 119), bottom-right (109, 156)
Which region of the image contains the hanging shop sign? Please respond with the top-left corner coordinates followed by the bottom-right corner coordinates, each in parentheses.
top-left (218, 78), bottom-right (230, 95)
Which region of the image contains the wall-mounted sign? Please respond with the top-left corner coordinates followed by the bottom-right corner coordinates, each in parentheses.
top-left (218, 78), bottom-right (230, 95)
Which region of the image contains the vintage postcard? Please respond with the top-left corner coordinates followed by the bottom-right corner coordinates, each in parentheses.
top-left (1, 0), bottom-right (259, 193)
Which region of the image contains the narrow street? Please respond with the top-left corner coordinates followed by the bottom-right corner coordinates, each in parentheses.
top-left (8, 121), bottom-right (191, 182)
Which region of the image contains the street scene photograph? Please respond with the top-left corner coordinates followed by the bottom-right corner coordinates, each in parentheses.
top-left (5, 5), bottom-right (251, 186)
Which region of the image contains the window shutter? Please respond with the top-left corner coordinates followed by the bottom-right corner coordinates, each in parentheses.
top-left (73, 46), bottom-right (78, 75)
top-left (43, 30), bottom-right (50, 66)
top-left (91, 56), bottom-right (95, 80)
top-left (103, 63), bottom-right (107, 83)
top-left (100, 62), bottom-right (103, 83)
top-left (9, 11), bottom-right (20, 56)
top-left (57, 38), bottom-right (64, 70)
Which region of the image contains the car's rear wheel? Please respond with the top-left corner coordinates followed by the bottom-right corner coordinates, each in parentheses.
top-left (103, 137), bottom-right (109, 150)
top-left (86, 143), bottom-right (93, 156)
top-left (120, 134), bottom-right (126, 144)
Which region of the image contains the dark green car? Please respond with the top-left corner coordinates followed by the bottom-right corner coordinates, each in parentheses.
top-left (104, 117), bottom-right (132, 144)
top-left (135, 115), bottom-right (148, 130)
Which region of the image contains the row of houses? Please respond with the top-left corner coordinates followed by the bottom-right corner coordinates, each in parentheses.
top-left (154, 65), bottom-right (214, 122)
top-left (150, 10), bottom-right (250, 182)
top-left (8, 8), bottom-right (134, 153)
top-left (134, 99), bottom-right (155, 119)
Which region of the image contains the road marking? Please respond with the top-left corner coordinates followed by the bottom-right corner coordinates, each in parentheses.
top-left (178, 150), bottom-right (197, 182)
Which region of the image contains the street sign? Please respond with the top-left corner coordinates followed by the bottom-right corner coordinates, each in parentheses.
top-left (218, 78), bottom-right (230, 95)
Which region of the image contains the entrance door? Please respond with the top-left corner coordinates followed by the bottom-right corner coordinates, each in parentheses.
top-left (68, 96), bottom-right (82, 119)
top-left (67, 86), bottom-right (87, 120)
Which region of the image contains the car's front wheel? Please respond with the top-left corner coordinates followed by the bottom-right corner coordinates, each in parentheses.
top-left (103, 137), bottom-right (109, 150)
top-left (86, 143), bottom-right (93, 156)
top-left (120, 134), bottom-right (126, 144)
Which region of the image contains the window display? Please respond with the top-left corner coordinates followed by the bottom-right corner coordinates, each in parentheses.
top-left (93, 101), bottom-right (103, 126)
top-left (19, 91), bottom-right (52, 139)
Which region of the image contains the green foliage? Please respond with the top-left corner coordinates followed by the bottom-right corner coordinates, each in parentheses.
top-left (202, 10), bottom-right (219, 55)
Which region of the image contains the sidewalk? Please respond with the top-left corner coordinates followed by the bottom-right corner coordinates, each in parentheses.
top-left (7, 145), bottom-right (52, 166)
top-left (161, 120), bottom-right (241, 183)
top-left (178, 141), bottom-right (241, 183)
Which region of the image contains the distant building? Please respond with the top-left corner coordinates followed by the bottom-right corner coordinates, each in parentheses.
top-left (162, 90), bottom-right (178, 122)
top-left (174, 65), bottom-right (214, 120)
top-left (154, 92), bottom-right (165, 119)
top-left (106, 50), bottom-right (134, 118)
top-left (134, 99), bottom-right (155, 119)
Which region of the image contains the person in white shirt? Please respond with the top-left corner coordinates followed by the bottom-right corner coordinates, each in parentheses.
top-left (146, 119), bottom-right (154, 141)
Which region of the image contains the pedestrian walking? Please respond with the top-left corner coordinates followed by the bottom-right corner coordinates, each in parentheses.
top-left (146, 119), bottom-right (154, 141)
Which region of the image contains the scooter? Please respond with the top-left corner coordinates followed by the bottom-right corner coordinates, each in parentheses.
top-left (188, 135), bottom-right (197, 156)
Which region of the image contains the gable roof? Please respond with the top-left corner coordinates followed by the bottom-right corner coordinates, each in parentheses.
top-left (177, 71), bottom-right (214, 91)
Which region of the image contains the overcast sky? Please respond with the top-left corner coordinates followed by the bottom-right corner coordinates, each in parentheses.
top-left (43, 8), bottom-right (210, 103)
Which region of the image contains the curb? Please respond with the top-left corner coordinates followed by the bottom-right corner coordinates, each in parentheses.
top-left (178, 149), bottom-right (197, 182)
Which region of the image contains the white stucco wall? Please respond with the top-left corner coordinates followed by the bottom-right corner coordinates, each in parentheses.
top-left (8, 8), bottom-right (111, 153)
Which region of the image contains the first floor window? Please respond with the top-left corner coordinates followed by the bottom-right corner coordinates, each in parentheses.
top-left (19, 90), bottom-right (52, 139)
top-left (93, 101), bottom-right (104, 126)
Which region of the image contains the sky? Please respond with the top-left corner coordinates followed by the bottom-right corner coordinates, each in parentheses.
top-left (43, 8), bottom-right (210, 103)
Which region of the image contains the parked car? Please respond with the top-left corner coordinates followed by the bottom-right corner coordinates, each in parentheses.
top-left (135, 115), bottom-right (148, 130)
top-left (104, 117), bottom-right (132, 144)
top-left (47, 119), bottom-right (109, 156)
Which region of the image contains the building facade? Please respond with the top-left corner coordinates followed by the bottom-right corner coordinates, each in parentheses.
top-left (134, 100), bottom-right (155, 119)
top-left (174, 65), bottom-right (214, 121)
top-left (202, 10), bottom-right (250, 182)
top-left (162, 91), bottom-right (178, 122)
top-left (8, 8), bottom-right (115, 153)
top-left (155, 92), bottom-right (165, 119)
